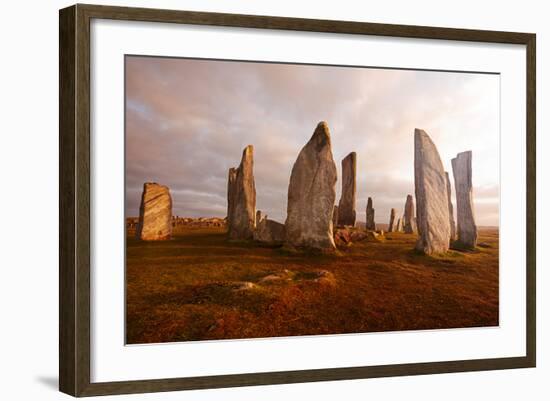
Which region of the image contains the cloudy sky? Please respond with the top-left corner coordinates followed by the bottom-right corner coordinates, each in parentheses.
top-left (125, 56), bottom-right (500, 226)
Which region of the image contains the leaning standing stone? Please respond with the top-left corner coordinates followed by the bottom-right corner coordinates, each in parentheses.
top-left (451, 151), bottom-right (477, 248)
top-left (136, 182), bottom-right (172, 241)
top-left (403, 194), bottom-right (417, 234)
top-left (337, 152), bottom-right (357, 226)
top-left (445, 172), bottom-right (457, 242)
top-left (414, 129), bottom-right (451, 254)
top-left (227, 145), bottom-right (256, 240)
top-left (366, 197), bottom-right (376, 230)
top-left (285, 122), bottom-right (337, 251)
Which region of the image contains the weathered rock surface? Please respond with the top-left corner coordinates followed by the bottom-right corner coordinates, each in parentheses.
top-left (337, 152), bottom-right (357, 226)
top-left (253, 215), bottom-right (286, 245)
top-left (403, 194), bottom-right (417, 234)
top-left (332, 205), bottom-right (339, 228)
top-left (136, 182), bottom-right (172, 241)
top-left (414, 129), bottom-right (451, 254)
top-left (334, 227), bottom-right (353, 246)
top-left (445, 172), bottom-right (456, 242)
top-left (333, 227), bottom-right (371, 246)
top-left (366, 197), bottom-right (376, 230)
top-left (451, 151), bottom-right (477, 248)
top-left (227, 145), bottom-right (256, 240)
top-left (388, 208), bottom-right (398, 232)
top-left (285, 122), bottom-right (337, 250)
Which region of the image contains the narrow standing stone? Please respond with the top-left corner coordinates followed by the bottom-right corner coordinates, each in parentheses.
top-left (451, 151), bottom-right (477, 248)
top-left (396, 217), bottom-right (403, 232)
top-left (414, 129), bottom-right (451, 254)
top-left (403, 194), bottom-right (417, 234)
top-left (227, 145), bottom-right (256, 240)
top-left (285, 122), bottom-right (337, 250)
top-left (388, 208), bottom-right (398, 232)
top-left (445, 172), bottom-right (457, 242)
top-left (136, 182), bottom-right (172, 241)
top-left (337, 152), bottom-right (357, 226)
top-left (366, 197), bottom-right (376, 230)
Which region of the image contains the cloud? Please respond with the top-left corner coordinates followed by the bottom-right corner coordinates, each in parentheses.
top-left (125, 56), bottom-right (500, 226)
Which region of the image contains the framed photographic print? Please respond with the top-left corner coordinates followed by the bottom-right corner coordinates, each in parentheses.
top-left (59, 4), bottom-right (536, 397)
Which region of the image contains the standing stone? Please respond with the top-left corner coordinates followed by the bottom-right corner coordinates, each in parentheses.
top-left (395, 217), bottom-right (403, 232)
top-left (451, 151), bottom-right (477, 248)
top-left (414, 129), bottom-right (451, 254)
top-left (445, 172), bottom-right (457, 242)
top-left (403, 194), bottom-right (417, 234)
top-left (366, 197), bottom-right (376, 230)
top-left (388, 208), bottom-right (398, 232)
top-left (332, 205), bottom-right (339, 228)
top-left (136, 182), bottom-right (172, 241)
top-left (227, 145), bottom-right (256, 240)
top-left (285, 122), bottom-right (337, 250)
top-left (337, 152), bottom-right (357, 226)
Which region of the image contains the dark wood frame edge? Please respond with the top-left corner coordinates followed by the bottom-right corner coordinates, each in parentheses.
top-left (59, 3), bottom-right (536, 397)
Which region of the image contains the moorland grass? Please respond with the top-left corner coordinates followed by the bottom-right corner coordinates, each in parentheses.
top-left (126, 226), bottom-right (499, 344)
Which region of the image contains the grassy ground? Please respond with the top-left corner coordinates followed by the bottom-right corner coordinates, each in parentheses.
top-left (126, 226), bottom-right (499, 344)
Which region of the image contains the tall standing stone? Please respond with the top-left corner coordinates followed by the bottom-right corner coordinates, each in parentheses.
top-left (366, 197), bottom-right (376, 230)
top-left (285, 122), bottom-right (337, 250)
top-left (227, 145), bottom-right (256, 240)
top-left (388, 208), bottom-right (398, 232)
top-left (337, 152), bottom-right (357, 227)
top-left (451, 151), bottom-right (477, 248)
top-left (414, 129), bottom-right (451, 254)
top-left (136, 182), bottom-right (172, 241)
top-left (445, 172), bottom-right (456, 242)
top-left (403, 194), bottom-right (417, 234)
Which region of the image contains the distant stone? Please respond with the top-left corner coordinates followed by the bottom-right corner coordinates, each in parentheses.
top-left (337, 152), bottom-right (357, 226)
top-left (366, 230), bottom-right (385, 242)
top-left (452, 151), bottom-right (478, 248)
top-left (445, 172), bottom-right (457, 242)
top-left (366, 197), bottom-right (376, 230)
top-left (414, 129), bottom-right (451, 254)
top-left (395, 217), bottom-right (403, 232)
top-left (227, 145), bottom-right (256, 240)
top-left (388, 208), bottom-right (398, 232)
top-left (253, 217), bottom-right (286, 245)
top-left (285, 122), bottom-right (337, 251)
top-left (136, 182), bottom-right (172, 241)
top-left (256, 210), bottom-right (266, 225)
top-left (403, 194), bottom-right (417, 234)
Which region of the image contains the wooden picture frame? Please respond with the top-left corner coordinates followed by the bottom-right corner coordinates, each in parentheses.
top-left (59, 3), bottom-right (536, 397)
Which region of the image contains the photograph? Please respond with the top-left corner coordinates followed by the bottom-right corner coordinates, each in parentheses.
top-left (124, 55), bottom-right (500, 345)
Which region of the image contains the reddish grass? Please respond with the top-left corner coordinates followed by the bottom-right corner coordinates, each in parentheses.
top-left (126, 227), bottom-right (498, 344)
